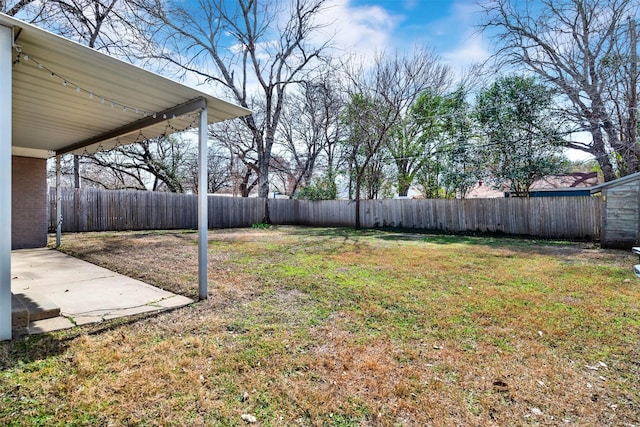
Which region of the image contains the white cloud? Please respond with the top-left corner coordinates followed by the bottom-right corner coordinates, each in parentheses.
top-left (313, 0), bottom-right (400, 63)
top-left (312, 0), bottom-right (493, 79)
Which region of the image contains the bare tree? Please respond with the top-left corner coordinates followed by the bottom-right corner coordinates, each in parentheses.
top-left (134, 0), bottom-right (330, 221)
top-left (342, 50), bottom-right (450, 228)
top-left (209, 119), bottom-right (259, 197)
top-left (176, 144), bottom-right (233, 194)
top-left (205, 145), bottom-right (233, 194)
top-left (277, 73), bottom-right (345, 198)
top-left (361, 150), bottom-right (389, 200)
top-left (43, 1), bottom-right (139, 54)
top-left (84, 135), bottom-right (194, 192)
top-left (268, 155), bottom-right (296, 196)
top-left (481, 0), bottom-right (640, 181)
top-left (80, 154), bottom-right (149, 190)
top-left (1, 0), bottom-right (43, 19)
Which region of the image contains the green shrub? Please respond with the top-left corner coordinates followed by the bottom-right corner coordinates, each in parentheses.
top-left (295, 176), bottom-right (337, 200)
top-left (252, 222), bottom-right (272, 229)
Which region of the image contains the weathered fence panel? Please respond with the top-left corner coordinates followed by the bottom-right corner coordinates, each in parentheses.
top-left (209, 196), bottom-right (263, 228)
top-left (50, 187), bottom-right (199, 232)
top-left (49, 187), bottom-right (603, 240)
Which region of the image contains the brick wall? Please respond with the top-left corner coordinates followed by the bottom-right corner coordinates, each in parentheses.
top-left (12, 156), bottom-right (48, 249)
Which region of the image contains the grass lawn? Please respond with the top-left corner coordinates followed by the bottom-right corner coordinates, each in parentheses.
top-left (1, 226), bottom-right (639, 426)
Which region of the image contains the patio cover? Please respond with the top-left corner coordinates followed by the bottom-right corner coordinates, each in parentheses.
top-left (0, 13), bottom-right (251, 340)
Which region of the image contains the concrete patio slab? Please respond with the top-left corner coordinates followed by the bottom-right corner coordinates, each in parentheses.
top-left (11, 248), bottom-right (193, 334)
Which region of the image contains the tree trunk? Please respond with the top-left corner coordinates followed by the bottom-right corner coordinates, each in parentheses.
top-left (398, 183), bottom-right (410, 197)
top-left (588, 124), bottom-right (617, 182)
top-left (354, 178), bottom-right (361, 230)
top-left (258, 159), bottom-right (271, 222)
top-left (262, 197), bottom-right (271, 225)
top-left (73, 155), bottom-right (80, 188)
top-left (257, 129), bottom-right (273, 220)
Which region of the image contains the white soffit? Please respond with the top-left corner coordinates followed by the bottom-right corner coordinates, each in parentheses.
top-left (0, 13), bottom-right (251, 156)
top-left (11, 147), bottom-right (50, 159)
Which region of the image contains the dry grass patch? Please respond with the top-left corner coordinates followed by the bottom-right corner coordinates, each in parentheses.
top-left (1, 227), bottom-right (639, 426)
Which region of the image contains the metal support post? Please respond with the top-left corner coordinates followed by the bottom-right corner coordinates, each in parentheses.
top-left (56, 155), bottom-right (62, 248)
top-left (0, 24), bottom-right (13, 340)
top-left (198, 106), bottom-right (208, 300)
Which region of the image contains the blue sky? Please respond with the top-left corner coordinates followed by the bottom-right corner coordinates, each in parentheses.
top-left (319, 0), bottom-right (490, 73)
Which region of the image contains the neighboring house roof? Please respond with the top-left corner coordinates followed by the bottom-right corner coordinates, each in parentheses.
top-left (1, 12), bottom-right (250, 158)
top-left (530, 172), bottom-right (600, 189)
top-left (465, 172), bottom-right (602, 198)
top-left (465, 181), bottom-right (505, 199)
top-left (528, 172), bottom-right (640, 196)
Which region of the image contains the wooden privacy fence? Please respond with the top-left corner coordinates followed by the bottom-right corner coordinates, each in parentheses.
top-left (49, 187), bottom-right (603, 240)
top-left (49, 187), bottom-right (264, 231)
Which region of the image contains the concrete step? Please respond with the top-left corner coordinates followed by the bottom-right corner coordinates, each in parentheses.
top-left (11, 294), bottom-right (28, 328)
top-left (11, 292), bottom-right (61, 328)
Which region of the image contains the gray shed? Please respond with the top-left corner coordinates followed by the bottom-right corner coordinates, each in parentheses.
top-left (593, 172), bottom-right (640, 249)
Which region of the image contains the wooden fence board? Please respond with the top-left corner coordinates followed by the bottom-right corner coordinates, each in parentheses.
top-left (48, 188), bottom-right (603, 240)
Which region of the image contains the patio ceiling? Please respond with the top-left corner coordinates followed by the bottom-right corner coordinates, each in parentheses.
top-left (1, 12), bottom-right (250, 157)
